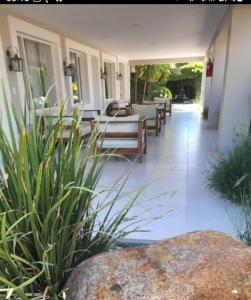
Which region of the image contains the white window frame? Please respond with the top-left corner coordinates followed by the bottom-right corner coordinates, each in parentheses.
top-left (65, 38), bottom-right (102, 110)
top-left (0, 34), bottom-right (13, 140)
top-left (69, 50), bottom-right (84, 105)
top-left (101, 52), bottom-right (117, 103)
top-left (117, 57), bottom-right (130, 101)
top-left (8, 16), bottom-right (65, 112)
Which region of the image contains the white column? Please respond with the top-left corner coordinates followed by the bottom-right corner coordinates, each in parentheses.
top-left (218, 7), bottom-right (251, 151)
top-left (202, 49), bottom-right (214, 114)
top-left (207, 18), bottom-right (229, 129)
top-left (200, 58), bottom-right (207, 107)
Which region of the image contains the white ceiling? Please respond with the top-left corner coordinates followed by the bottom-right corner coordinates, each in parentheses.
top-left (6, 4), bottom-right (227, 60)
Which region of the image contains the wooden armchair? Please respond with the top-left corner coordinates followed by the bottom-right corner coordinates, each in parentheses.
top-left (131, 103), bottom-right (161, 136)
top-left (143, 100), bottom-right (167, 124)
top-left (154, 97), bottom-right (172, 116)
top-left (91, 114), bottom-right (147, 162)
top-left (78, 109), bottom-right (101, 122)
top-left (106, 100), bottom-right (132, 117)
top-left (38, 109), bottom-right (92, 144)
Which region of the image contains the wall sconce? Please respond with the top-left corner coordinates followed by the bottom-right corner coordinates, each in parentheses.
top-left (64, 61), bottom-right (74, 77)
top-left (116, 72), bottom-right (123, 81)
top-left (100, 68), bottom-right (107, 80)
top-left (6, 46), bottom-right (23, 72)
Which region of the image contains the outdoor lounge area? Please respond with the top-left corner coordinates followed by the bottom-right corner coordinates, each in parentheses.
top-left (0, 3), bottom-right (251, 299)
top-left (98, 104), bottom-right (242, 241)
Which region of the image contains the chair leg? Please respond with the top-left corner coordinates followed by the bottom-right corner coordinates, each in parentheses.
top-left (138, 154), bottom-right (143, 163)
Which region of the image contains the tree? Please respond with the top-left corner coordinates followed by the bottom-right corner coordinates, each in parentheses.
top-left (137, 65), bottom-right (162, 101)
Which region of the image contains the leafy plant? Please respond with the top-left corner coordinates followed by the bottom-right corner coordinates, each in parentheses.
top-left (158, 86), bottom-right (172, 99)
top-left (0, 81), bottom-right (146, 299)
top-left (137, 65), bottom-right (162, 101)
top-left (207, 134), bottom-right (251, 205)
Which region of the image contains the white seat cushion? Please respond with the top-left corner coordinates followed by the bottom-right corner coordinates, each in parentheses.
top-left (95, 114), bottom-right (140, 133)
top-left (56, 121), bottom-right (91, 139)
top-left (79, 122), bottom-right (91, 135)
top-left (78, 109), bottom-right (99, 118)
top-left (147, 119), bottom-right (157, 127)
top-left (97, 138), bottom-right (138, 149)
top-left (132, 104), bottom-right (159, 119)
top-left (109, 100), bottom-right (130, 109)
top-left (154, 97), bottom-right (171, 105)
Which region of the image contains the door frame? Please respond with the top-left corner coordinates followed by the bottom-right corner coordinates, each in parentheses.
top-left (0, 33), bottom-right (13, 140)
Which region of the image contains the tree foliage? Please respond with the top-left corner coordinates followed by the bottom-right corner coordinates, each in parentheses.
top-left (132, 62), bottom-right (203, 102)
top-left (169, 63), bottom-right (203, 81)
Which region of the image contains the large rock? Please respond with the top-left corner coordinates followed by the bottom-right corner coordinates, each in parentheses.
top-left (65, 231), bottom-right (251, 299)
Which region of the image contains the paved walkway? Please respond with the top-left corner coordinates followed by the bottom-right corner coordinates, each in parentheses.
top-left (97, 104), bottom-right (242, 241)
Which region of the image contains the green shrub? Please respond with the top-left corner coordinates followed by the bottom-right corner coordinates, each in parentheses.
top-left (158, 86), bottom-right (172, 99)
top-left (207, 134), bottom-right (251, 205)
top-left (0, 81), bottom-right (147, 299)
top-left (147, 84), bottom-right (172, 101)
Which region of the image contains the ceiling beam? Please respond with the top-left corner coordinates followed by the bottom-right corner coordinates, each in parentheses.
top-left (130, 56), bottom-right (204, 66)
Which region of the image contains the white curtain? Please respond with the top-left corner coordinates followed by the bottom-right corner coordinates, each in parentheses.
top-left (22, 38), bottom-right (56, 108)
top-left (104, 62), bottom-right (114, 99)
top-left (79, 53), bottom-right (90, 105)
top-left (119, 63), bottom-right (125, 99)
top-left (91, 55), bottom-right (101, 108)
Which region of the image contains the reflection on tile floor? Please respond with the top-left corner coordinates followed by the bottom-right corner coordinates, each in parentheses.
top-left (96, 104), bottom-right (243, 241)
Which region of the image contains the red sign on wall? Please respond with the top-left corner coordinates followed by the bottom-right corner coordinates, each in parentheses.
top-left (206, 59), bottom-right (214, 77)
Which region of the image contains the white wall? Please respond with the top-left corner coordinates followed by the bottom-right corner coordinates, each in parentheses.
top-left (0, 7), bottom-right (130, 113)
top-left (218, 7), bottom-right (251, 150)
top-left (0, 34), bottom-right (13, 139)
top-left (207, 17), bottom-right (230, 129)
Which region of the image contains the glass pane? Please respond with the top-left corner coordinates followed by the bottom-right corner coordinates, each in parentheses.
top-left (104, 62), bottom-right (114, 99)
top-left (91, 55), bottom-right (101, 108)
top-left (79, 53), bottom-right (90, 105)
top-left (119, 63), bottom-right (125, 99)
top-left (22, 38), bottom-right (56, 109)
top-left (70, 52), bottom-right (82, 104)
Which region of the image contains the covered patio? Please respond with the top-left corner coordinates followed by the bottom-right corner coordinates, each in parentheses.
top-left (1, 4), bottom-right (251, 298)
top-left (0, 4), bottom-right (249, 243)
top-left (99, 104), bottom-right (242, 241)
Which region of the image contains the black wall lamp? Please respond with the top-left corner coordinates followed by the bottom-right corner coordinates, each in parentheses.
top-left (100, 68), bottom-right (107, 80)
top-left (64, 61), bottom-right (74, 77)
top-left (6, 46), bottom-right (23, 72)
top-left (116, 72), bottom-right (123, 81)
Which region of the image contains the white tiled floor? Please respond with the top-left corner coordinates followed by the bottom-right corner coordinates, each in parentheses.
top-left (96, 104), bottom-right (242, 241)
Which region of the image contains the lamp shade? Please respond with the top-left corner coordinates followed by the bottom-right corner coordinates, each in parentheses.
top-left (100, 69), bottom-right (107, 80)
top-left (64, 62), bottom-right (74, 76)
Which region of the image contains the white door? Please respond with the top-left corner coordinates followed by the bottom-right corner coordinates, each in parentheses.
top-left (0, 35), bottom-right (12, 139)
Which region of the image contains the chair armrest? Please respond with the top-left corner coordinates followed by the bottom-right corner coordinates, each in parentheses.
top-left (80, 109), bottom-right (101, 121)
top-left (80, 109), bottom-right (101, 114)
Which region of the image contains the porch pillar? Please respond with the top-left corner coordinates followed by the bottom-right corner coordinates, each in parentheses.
top-left (218, 7), bottom-right (251, 151)
top-left (202, 49), bottom-right (214, 115)
top-left (207, 17), bottom-right (229, 129)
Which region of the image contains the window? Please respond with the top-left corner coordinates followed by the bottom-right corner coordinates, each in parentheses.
top-left (119, 62), bottom-right (126, 99)
top-left (104, 62), bottom-right (115, 99)
top-left (70, 52), bottom-right (82, 104)
top-left (69, 50), bottom-right (89, 106)
top-left (18, 36), bottom-right (56, 109)
top-left (91, 55), bottom-right (101, 108)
